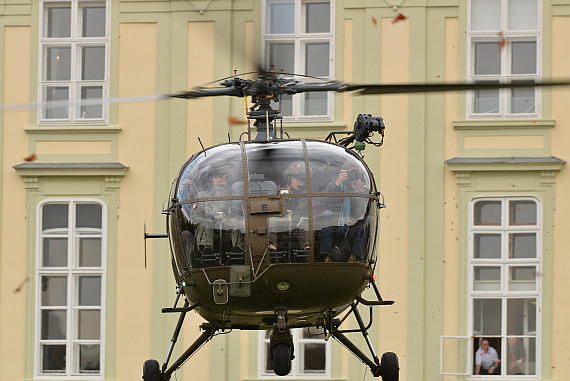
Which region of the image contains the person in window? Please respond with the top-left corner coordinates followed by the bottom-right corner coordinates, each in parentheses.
top-left (474, 338), bottom-right (501, 375)
top-left (194, 159), bottom-right (244, 264)
top-left (506, 335), bottom-right (525, 375)
top-left (318, 163), bottom-right (369, 262)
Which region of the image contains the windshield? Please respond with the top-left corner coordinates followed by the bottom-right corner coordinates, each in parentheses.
top-left (170, 140), bottom-right (378, 270)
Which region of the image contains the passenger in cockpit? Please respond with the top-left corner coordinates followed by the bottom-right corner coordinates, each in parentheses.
top-left (319, 163), bottom-right (369, 262)
top-left (194, 159), bottom-right (244, 264)
top-left (282, 161), bottom-right (309, 250)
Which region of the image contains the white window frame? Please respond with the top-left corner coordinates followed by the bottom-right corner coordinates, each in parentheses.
top-left (261, 0), bottom-right (335, 122)
top-left (35, 199), bottom-right (107, 379)
top-left (466, 0), bottom-right (542, 119)
top-left (258, 328), bottom-right (331, 378)
top-left (466, 196), bottom-right (541, 378)
top-left (38, 0), bottom-right (111, 125)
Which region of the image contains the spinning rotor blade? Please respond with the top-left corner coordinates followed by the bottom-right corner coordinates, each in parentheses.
top-left (345, 79), bottom-right (570, 95)
top-left (3, 76), bottom-right (570, 114)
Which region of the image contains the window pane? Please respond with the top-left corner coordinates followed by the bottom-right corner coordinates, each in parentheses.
top-left (79, 238), bottom-right (102, 267)
top-left (303, 92), bottom-right (327, 116)
top-left (41, 310), bottom-right (67, 340)
top-left (82, 6), bottom-right (106, 37)
top-left (510, 200), bottom-right (537, 225)
top-left (473, 299), bottom-right (502, 335)
top-left (78, 310), bottom-right (100, 340)
top-left (43, 238), bottom-right (68, 267)
top-left (267, 1), bottom-right (294, 34)
top-left (474, 266), bottom-right (501, 291)
top-left (80, 86), bottom-right (103, 118)
top-left (79, 344), bottom-right (100, 373)
top-left (474, 42), bottom-right (501, 75)
top-left (474, 234), bottom-right (501, 259)
top-left (42, 344), bottom-right (66, 373)
top-left (474, 86), bottom-right (500, 114)
top-left (305, 42), bottom-right (329, 77)
top-left (509, 233), bottom-right (536, 259)
top-left (78, 276), bottom-right (101, 306)
top-left (76, 204), bottom-right (102, 229)
top-left (42, 276), bottom-right (67, 306)
top-left (509, 266), bottom-right (536, 291)
top-left (271, 93), bottom-right (292, 116)
top-left (47, 7), bottom-right (71, 38)
top-left (81, 46), bottom-right (105, 80)
top-left (43, 204), bottom-right (69, 231)
top-left (507, 298), bottom-right (536, 334)
top-left (268, 42), bottom-right (294, 74)
top-left (304, 343), bottom-right (326, 372)
top-left (510, 85), bottom-right (535, 113)
top-left (508, 0), bottom-right (538, 31)
top-left (46, 47), bottom-right (71, 81)
top-left (45, 87), bottom-right (70, 119)
top-left (471, 0), bottom-right (500, 31)
top-left (474, 201), bottom-right (501, 225)
top-left (305, 2), bottom-right (330, 33)
top-left (511, 41), bottom-right (537, 74)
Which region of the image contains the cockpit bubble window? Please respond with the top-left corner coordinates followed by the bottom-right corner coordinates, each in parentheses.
top-left (245, 141), bottom-right (305, 194)
top-left (313, 196), bottom-right (377, 263)
top-left (177, 144), bottom-right (244, 201)
top-left (307, 141), bottom-right (372, 194)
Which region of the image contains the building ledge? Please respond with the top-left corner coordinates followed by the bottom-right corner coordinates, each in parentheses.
top-left (14, 162), bottom-right (128, 177)
top-left (445, 156), bottom-right (565, 172)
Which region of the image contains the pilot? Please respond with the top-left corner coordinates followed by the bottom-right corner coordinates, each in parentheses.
top-left (319, 162), bottom-right (369, 262)
top-left (280, 161), bottom-right (309, 250)
top-left (194, 159), bottom-right (244, 262)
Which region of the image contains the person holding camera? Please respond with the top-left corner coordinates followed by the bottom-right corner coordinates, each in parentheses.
top-left (319, 163), bottom-right (369, 262)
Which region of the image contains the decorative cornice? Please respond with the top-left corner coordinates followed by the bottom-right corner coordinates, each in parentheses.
top-left (13, 162), bottom-right (129, 178)
top-left (445, 156), bottom-right (565, 173)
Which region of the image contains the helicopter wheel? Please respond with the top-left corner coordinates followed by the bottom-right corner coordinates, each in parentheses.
top-left (380, 352), bottom-right (399, 381)
top-left (143, 359), bottom-right (162, 381)
top-left (272, 343), bottom-right (292, 376)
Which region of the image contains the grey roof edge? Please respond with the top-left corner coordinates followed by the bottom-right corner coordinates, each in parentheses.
top-left (445, 156), bottom-right (565, 165)
top-left (13, 162), bottom-right (129, 170)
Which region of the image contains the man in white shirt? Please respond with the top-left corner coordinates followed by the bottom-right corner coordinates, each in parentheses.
top-left (475, 339), bottom-right (501, 375)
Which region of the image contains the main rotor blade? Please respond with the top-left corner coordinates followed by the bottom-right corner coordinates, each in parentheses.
top-left (0, 94), bottom-right (169, 113)
top-left (345, 80), bottom-right (570, 95)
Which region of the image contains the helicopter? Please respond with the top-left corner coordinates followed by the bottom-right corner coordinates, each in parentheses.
top-left (135, 69), bottom-right (570, 381)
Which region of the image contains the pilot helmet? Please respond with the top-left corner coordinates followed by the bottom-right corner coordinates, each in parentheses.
top-left (209, 158), bottom-right (229, 177)
top-left (284, 161), bottom-right (306, 184)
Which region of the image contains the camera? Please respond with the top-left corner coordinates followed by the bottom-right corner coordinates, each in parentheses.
top-left (348, 169), bottom-right (361, 181)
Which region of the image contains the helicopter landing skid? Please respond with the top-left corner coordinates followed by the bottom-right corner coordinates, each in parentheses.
top-left (142, 319), bottom-right (216, 381)
top-left (324, 285), bottom-right (399, 380)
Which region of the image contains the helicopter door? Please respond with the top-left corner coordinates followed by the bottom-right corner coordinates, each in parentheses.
top-left (247, 196), bottom-right (282, 268)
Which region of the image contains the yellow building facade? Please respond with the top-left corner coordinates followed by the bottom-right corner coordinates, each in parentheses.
top-left (2, 1), bottom-right (570, 380)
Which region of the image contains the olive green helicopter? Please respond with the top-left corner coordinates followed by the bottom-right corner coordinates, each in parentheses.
top-left (136, 68), bottom-right (570, 381)
top-left (1, 61), bottom-right (569, 380)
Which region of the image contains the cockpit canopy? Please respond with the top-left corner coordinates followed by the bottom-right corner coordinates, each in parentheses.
top-left (170, 140), bottom-right (379, 271)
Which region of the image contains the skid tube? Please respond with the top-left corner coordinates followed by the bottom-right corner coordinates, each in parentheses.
top-left (161, 321), bottom-right (216, 380)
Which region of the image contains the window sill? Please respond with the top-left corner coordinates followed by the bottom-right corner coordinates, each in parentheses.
top-left (453, 119), bottom-right (555, 131)
top-left (25, 124), bottom-right (122, 134)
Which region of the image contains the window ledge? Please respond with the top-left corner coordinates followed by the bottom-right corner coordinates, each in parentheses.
top-left (445, 156), bottom-right (565, 172)
top-left (25, 124), bottom-right (122, 135)
top-left (14, 162), bottom-right (128, 177)
top-left (453, 119), bottom-right (555, 131)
